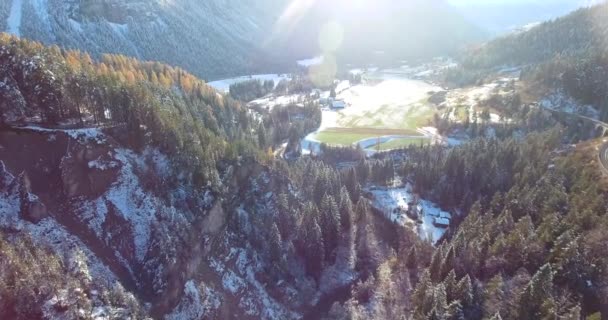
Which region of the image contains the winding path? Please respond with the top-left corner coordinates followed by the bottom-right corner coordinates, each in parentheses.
top-left (598, 141), bottom-right (608, 175)
top-left (540, 105), bottom-right (608, 173)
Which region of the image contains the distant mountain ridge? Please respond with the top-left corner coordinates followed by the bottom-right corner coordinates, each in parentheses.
top-left (1, 0), bottom-right (484, 80)
top-left (445, 2), bottom-right (608, 119)
top-left (0, 0), bottom-right (291, 80)
top-left (457, 2), bottom-right (608, 69)
top-left (450, 0), bottom-right (599, 35)
top-left (271, 0), bottom-right (485, 67)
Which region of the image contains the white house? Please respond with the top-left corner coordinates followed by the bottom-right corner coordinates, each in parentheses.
top-left (433, 217), bottom-right (450, 228)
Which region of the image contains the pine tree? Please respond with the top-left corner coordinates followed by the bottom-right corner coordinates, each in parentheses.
top-left (338, 187), bottom-right (354, 231)
top-left (412, 270), bottom-right (433, 317)
top-left (356, 223), bottom-right (379, 273)
top-left (355, 199), bottom-right (369, 223)
top-left (406, 246), bottom-right (418, 270)
top-left (442, 246), bottom-right (456, 280)
top-left (429, 250), bottom-right (443, 283)
top-left (518, 264), bottom-right (555, 319)
top-left (257, 123), bottom-right (267, 148)
top-left (344, 168), bottom-right (360, 201)
top-left (443, 270), bottom-right (457, 303)
top-left (432, 284), bottom-right (448, 318)
top-left (276, 193), bottom-right (295, 238)
top-left (321, 194), bottom-right (341, 262)
top-left (446, 301), bottom-right (465, 320)
top-left (268, 222), bottom-right (283, 267)
top-left (456, 275), bottom-right (473, 308)
top-left (305, 218), bottom-right (325, 280)
top-left (483, 274), bottom-right (505, 317)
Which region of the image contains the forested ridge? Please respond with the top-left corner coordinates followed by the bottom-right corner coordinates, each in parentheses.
top-left (0, 32), bottom-right (279, 190)
top-left (0, 0), bottom-right (291, 80)
top-left (445, 2), bottom-right (608, 121)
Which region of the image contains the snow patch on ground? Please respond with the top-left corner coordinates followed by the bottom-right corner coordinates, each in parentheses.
top-left (22, 126), bottom-right (107, 144)
top-left (75, 198), bottom-right (108, 238)
top-left (208, 74), bottom-right (292, 93)
top-left (318, 245), bottom-right (357, 293)
top-left (0, 190), bottom-right (118, 287)
top-left (447, 137), bottom-right (466, 146)
top-left (249, 93), bottom-right (307, 110)
top-left (143, 147), bottom-right (172, 178)
top-left (301, 109), bottom-right (339, 154)
top-left (297, 56), bottom-right (323, 67)
top-left (336, 79), bottom-right (439, 124)
top-left (165, 280), bottom-right (221, 320)
top-left (69, 18), bottom-right (83, 32)
top-left (108, 22), bottom-right (128, 35)
top-left (540, 90), bottom-right (600, 119)
top-left (209, 247), bottom-right (300, 319)
top-left (443, 77), bottom-right (518, 124)
top-left (368, 184), bottom-right (451, 243)
top-left (88, 159), bottom-right (119, 170)
top-left (7, 0), bottom-right (23, 36)
top-left (106, 148), bottom-right (161, 262)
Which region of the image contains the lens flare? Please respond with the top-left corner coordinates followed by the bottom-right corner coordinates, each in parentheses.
top-left (266, 0), bottom-right (316, 46)
top-left (309, 54), bottom-right (337, 87)
top-left (318, 21), bottom-right (344, 53)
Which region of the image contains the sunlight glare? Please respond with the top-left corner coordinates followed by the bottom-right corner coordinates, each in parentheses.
top-left (267, 0), bottom-right (316, 45)
top-left (318, 21), bottom-right (344, 53)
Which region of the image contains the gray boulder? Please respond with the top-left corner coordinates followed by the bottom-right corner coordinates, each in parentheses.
top-left (16, 172), bottom-right (48, 223)
top-left (0, 74), bottom-right (27, 125)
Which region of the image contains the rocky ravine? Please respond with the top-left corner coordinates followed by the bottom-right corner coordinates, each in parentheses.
top-left (0, 125), bottom-right (308, 319)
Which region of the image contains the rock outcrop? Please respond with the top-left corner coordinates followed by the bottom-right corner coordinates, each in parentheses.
top-left (60, 141), bottom-right (119, 199)
top-left (0, 163), bottom-right (48, 223)
top-left (0, 161), bottom-right (14, 191)
top-left (17, 172), bottom-right (48, 223)
top-left (0, 74), bottom-right (26, 125)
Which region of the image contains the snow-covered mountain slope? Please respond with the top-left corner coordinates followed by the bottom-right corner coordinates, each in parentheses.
top-left (1, 0), bottom-right (483, 80)
top-left (0, 126), bottom-right (308, 319)
top-left (0, 0), bottom-right (290, 80)
top-left (268, 0), bottom-right (485, 67)
top-left (450, 0), bottom-right (597, 35)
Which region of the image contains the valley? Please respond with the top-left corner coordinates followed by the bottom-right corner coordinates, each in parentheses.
top-left (1, 1), bottom-right (608, 320)
top-left (214, 59), bottom-right (519, 156)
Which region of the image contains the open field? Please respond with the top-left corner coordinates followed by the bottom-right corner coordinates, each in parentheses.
top-left (313, 127), bottom-right (423, 146)
top-left (310, 76), bottom-right (440, 147)
top-left (376, 137), bottom-right (431, 150)
top-left (339, 100), bottom-right (437, 130)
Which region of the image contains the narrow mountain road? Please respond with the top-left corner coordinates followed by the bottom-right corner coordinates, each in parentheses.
top-left (539, 105), bottom-right (608, 173)
top-left (598, 141), bottom-right (608, 175)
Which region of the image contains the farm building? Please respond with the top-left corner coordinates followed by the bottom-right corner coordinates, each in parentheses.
top-left (433, 217), bottom-right (450, 228)
top-left (331, 100), bottom-right (346, 109)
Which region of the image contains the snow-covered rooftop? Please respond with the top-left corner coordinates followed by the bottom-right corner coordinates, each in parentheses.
top-left (368, 184), bottom-right (451, 243)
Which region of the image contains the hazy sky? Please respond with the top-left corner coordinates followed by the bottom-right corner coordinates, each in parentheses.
top-left (446, 0), bottom-right (604, 33)
top-left (448, 0), bottom-right (601, 6)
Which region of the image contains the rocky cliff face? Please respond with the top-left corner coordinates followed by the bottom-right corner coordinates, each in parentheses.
top-left (0, 125), bottom-right (311, 319)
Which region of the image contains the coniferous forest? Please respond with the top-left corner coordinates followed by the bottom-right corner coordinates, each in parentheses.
top-left (1, 2), bottom-right (608, 320)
